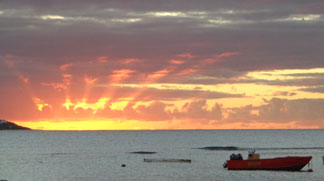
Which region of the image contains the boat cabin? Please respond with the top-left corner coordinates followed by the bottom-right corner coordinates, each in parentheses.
top-left (248, 150), bottom-right (260, 160)
top-left (248, 153), bottom-right (260, 160)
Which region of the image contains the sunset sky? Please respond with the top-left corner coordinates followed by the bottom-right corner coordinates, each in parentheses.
top-left (1, 0), bottom-right (324, 130)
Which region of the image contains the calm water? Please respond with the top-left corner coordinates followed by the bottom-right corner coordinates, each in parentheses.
top-left (1, 130), bottom-right (324, 181)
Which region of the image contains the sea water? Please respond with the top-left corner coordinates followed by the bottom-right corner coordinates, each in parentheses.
top-left (1, 130), bottom-right (324, 181)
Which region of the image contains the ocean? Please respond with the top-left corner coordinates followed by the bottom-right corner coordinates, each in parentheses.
top-left (1, 130), bottom-right (324, 181)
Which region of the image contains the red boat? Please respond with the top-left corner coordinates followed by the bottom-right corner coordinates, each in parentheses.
top-left (224, 151), bottom-right (312, 171)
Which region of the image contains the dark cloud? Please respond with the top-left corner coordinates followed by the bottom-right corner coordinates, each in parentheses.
top-left (174, 99), bottom-right (223, 122)
top-left (226, 98), bottom-right (324, 126)
top-left (1, 0), bottom-right (323, 71)
top-left (300, 86), bottom-right (324, 93)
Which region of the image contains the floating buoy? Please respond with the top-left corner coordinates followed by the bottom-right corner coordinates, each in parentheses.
top-left (121, 164), bottom-right (126, 167)
top-left (307, 169), bottom-right (313, 172)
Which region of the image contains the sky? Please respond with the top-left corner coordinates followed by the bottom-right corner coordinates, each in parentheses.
top-left (1, 0), bottom-right (324, 130)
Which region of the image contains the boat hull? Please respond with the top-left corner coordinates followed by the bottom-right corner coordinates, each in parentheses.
top-left (226, 156), bottom-right (312, 171)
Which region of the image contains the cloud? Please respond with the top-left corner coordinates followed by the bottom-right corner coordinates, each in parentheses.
top-left (300, 86), bottom-right (324, 93)
top-left (272, 91), bottom-right (296, 97)
top-left (177, 52), bottom-right (195, 59)
top-left (60, 64), bottom-right (72, 71)
top-left (177, 68), bottom-right (198, 76)
top-left (226, 98), bottom-right (324, 127)
top-left (145, 69), bottom-right (172, 82)
top-left (135, 101), bottom-right (173, 121)
top-left (175, 99), bottom-right (223, 121)
top-left (122, 58), bottom-right (140, 64)
top-left (97, 56), bottom-right (108, 63)
top-left (169, 59), bottom-right (185, 65)
top-left (1, 0), bottom-right (324, 129)
top-left (110, 69), bottom-right (136, 83)
top-left (84, 75), bottom-right (98, 84)
top-left (1, 1), bottom-right (323, 68)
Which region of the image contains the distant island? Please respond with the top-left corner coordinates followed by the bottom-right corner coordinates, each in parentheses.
top-left (0, 120), bottom-right (31, 130)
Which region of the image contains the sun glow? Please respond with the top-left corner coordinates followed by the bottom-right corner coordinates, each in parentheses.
top-left (15, 117), bottom-right (320, 131)
top-left (110, 98), bottom-right (132, 110)
top-left (3, 54), bottom-right (324, 130)
top-left (16, 119), bottom-right (173, 131)
top-left (2, 1), bottom-right (324, 132)
top-left (63, 98), bottom-right (73, 111)
top-left (33, 97), bottom-right (52, 111)
top-left (63, 97), bottom-right (110, 113)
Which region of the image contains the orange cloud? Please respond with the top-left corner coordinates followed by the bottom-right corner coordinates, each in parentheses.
top-left (97, 56), bottom-right (108, 63)
top-left (32, 97), bottom-right (52, 111)
top-left (110, 69), bottom-right (135, 83)
top-left (62, 98), bottom-right (73, 111)
top-left (204, 51), bottom-right (240, 64)
top-left (110, 98), bottom-right (131, 110)
top-left (63, 74), bottom-right (72, 78)
top-left (177, 52), bottom-right (195, 59)
top-left (217, 51), bottom-right (240, 58)
top-left (146, 69), bottom-right (171, 82)
top-left (74, 98), bottom-right (109, 113)
top-left (169, 59), bottom-right (185, 65)
top-left (84, 75), bottom-right (98, 84)
top-left (177, 68), bottom-right (198, 75)
top-left (62, 74), bottom-right (72, 85)
top-left (19, 75), bottom-right (29, 84)
top-left (60, 63), bottom-right (72, 71)
top-left (122, 58), bottom-right (140, 64)
top-left (41, 82), bottom-right (67, 91)
top-left (62, 97), bottom-right (110, 114)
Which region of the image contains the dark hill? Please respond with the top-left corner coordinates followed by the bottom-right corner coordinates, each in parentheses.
top-left (0, 120), bottom-right (31, 130)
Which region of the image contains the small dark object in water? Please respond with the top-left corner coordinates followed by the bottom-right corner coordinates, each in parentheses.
top-left (144, 158), bottom-right (191, 163)
top-left (129, 151), bottom-right (157, 154)
top-left (121, 164), bottom-right (126, 167)
top-left (197, 146), bottom-right (238, 150)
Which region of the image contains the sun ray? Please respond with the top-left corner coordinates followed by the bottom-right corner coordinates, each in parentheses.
top-left (3, 56), bottom-right (42, 111)
top-left (82, 75), bottom-right (98, 101)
